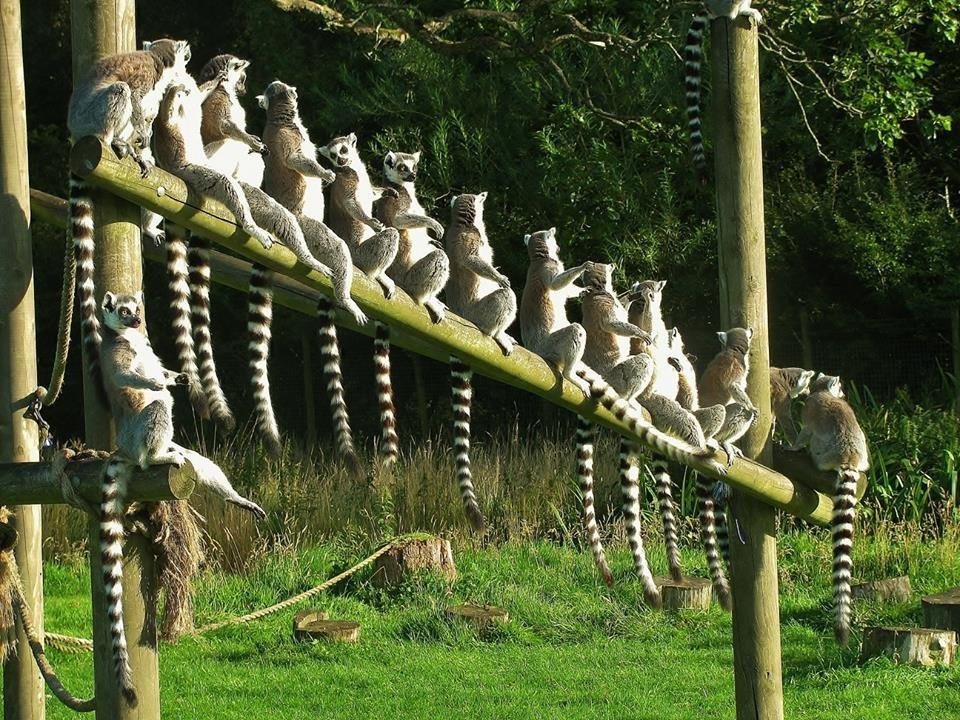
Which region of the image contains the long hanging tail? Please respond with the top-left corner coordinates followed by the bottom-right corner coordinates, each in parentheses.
top-left (70, 175), bottom-right (108, 407)
top-left (317, 297), bottom-right (359, 469)
top-left (373, 322), bottom-right (399, 467)
top-left (620, 439), bottom-right (662, 606)
top-left (165, 227), bottom-right (206, 416)
top-left (832, 469), bottom-right (859, 646)
top-left (651, 458), bottom-right (683, 581)
top-left (575, 416), bottom-right (613, 586)
top-left (714, 481), bottom-right (732, 570)
top-left (450, 356), bottom-right (485, 531)
top-left (696, 473), bottom-right (731, 610)
top-left (99, 455), bottom-right (137, 706)
top-left (684, 11), bottom-right (709, 181)
top-left (188, 233), bottom-right (235, 431)
top-left (248, 264), bottom-right (282, 456)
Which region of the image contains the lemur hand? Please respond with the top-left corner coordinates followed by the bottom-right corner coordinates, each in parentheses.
top-left (381, 187), bottom-right (400, 199)
top-left (427, 219), bottom-right (445, 238)
top-left (634, 330), bottom-right (653, 345)
top-left (496, 273), bottom-right (511, 289)
top-left (367, 217), bottom-right (385, 233)
top-left (174, 373), bottom-right (190, 386)
top-left (320, 168), bottom-right (337, 185)
top-left (667, 356), bottom-right (683, 373)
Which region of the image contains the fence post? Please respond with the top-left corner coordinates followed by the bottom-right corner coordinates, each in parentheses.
top-left (0, 0), bottom-right (45, 716)
top-left (710, 14), bottom-right (784, 720)
top-left (69, 1), bottom-right (161, 717)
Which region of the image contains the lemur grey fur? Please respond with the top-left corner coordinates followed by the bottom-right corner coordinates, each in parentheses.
top-left (258, 81), bottom-right (365, 467)
top-left (792, 373), bottom-right (868, 646)
top-left (67, 39), bottom-right (190, 407)
top-left (443, 192), bottom-right (517, 530)
top-left (371, 150), bottom-right (449, 466)
top-left (578, 262), bottom-right (660, 602)
top-left (770, 366), bottom-right (814, 445)
top-left (685, 1), bottom-right (763, 181)
top-left (97, 291), bottom-right (264, 706)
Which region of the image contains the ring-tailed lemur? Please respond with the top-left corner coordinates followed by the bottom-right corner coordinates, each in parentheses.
top-left (578, 262), bottom-right (660, 599)
top-left (66, 39), bottom-right (190, 406)
top-left (443, 192), bottom-right (517, 529)
top-left (770, 366), bottom-right (814, 445)
top-left (792, 373), bottom-right (868, 646)
top-left (153, 74), bottom-right (279, 432)
top-left (97, 291), bottom-right (264, 705)
top-left (684, 1), bottom-right (763, 181)
top-left (258, 81), bottom-right (366, 467)
top-left (372, 150), bottom-right (449, 466)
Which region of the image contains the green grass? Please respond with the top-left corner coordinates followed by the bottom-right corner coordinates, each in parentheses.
top-left (25, 526), bottom-right (960, 719)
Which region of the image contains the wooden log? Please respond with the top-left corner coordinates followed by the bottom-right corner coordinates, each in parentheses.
top-left (0, 0), bottom-right (44, 714)
top-left (371, 536), bottom-right (456, 587)
top-left (771, 444), bottom-right (867, 501)
top-left (712, 14), bottom-right (785, 720)
top-left (922, 587), bottom-right (960, 634)
top-left (292, 610), bottom-right (330, 642)
top-left (63, 144), bottom-right (849, 528)
top-left (0, 458), bottom-right (195, 506)
top-left (655, 577), bottom-right (713, 612)
top-left (861, 626), bottom-right (956, 668)
top-left (445, 604), bottom-right (509, 631)
top-left (852, 576), bottom-right (912, 604)
top-left (293, 620), bottom-right (360, 643)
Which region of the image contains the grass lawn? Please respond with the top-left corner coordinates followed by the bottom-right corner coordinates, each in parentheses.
top-left (21, 530), bottom-right (960, 719)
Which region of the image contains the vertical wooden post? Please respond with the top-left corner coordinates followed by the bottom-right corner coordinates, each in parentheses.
top-left (0, 0), bottom-right (45, 717)
top-left (711, 14), bottom-right (784, 720)
top-left (302, 330), bottom-right (317, 453)
top-left (70, 2), bottom-right (161, 718)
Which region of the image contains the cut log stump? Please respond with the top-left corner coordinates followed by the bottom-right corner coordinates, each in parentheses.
top-left (293, 618), bottom-right (360, 644)
top-left (654, 577), bottom-right (712, 612)
top-left (861, 626), bottom-right (956, 668)
top-left (292, 609), bottom-right (329, 640)
top-left (371, 535), bottom-right (456, 587)
top-left (852, 576), bottom-right (912, 603)
top-left (923, 587), bottom-right (960, 634)
top-left (445, 604), bottom-right (509, 631)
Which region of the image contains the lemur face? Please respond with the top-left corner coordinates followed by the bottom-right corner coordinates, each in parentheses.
top-left (258, 80), bottom-right (296, 112)
top-left (788, 369), bottom-right (816, 398)
top-left (525, 227), bottom-right (559, 258)
top-left (144, 39), bottom-right (191, 68)
top-left (220, 55), bottom-right (250, 95)
top-left (384, 151), bottom-right (421, 183)
top-left (102, 291), bottom-right (144, 331)
top-left (321, 133), bottom-right (358, 167)
top-left (810, 372), bottom-right (844, 398)
top-left (717, 327), bottom-right (753, 355)
top-left (582, 261), bottom-right (614, 291)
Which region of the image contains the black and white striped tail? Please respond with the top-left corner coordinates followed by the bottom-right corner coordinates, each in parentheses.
top-left (70, 175), bottom-right (108, 407)
top-left (374, 322), bottom-right (399, 467)
top-left (620, 440), bottom-right (661, 606)
top-left (451, 356), bottom-right (484, 531)
top-left (165, 228), bottom-right (206, 416)
top-left (713, 482), bottom-right (732, 570)
top-left (99, 455), bottom-right (137, 707)
top-left (576, 416), bottom-right (613, 586)
top-left (652, 459), bottom-right (683, 581)
top-left (317, 297), bottom-right (358, 469)
top-left (696, 474), bottom-right (731, 610)
top-left (248, 264), bottom-right (281, 456)
top-left (832, 469), bottom-right (859, 646)
top-left (188, 234), bottom-right (235, 432)
top-left (684, 11), bottom-right (709, 180)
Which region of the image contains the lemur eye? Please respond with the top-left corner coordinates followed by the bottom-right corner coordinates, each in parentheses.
top-left (120, 308), bottom-right (129, 316)
top-left (339, 147), bottom-right (347, 155)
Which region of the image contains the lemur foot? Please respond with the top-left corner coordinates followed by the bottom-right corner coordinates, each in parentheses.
top-left (425, 298), bottom-right (446, 324)
top-left (247, 226), bottom-right (274, 250)
top-left (722, 441), bottom-right (743, 467)
top-left (343, 299), bottom-right (368, 326)
top-left (377, 275), bottom-right (396, 299)
top-left (568, 374), bottom-right (591, 396)
top-left (494, 332), bottom-right (515, 356)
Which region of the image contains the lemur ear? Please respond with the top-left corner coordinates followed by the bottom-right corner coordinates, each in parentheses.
top-left (547, 226), bottom-right (557, 238)
top-left (347, 132), bottom-right (357, 147)
top-left (716, 331), bottom-right (728, 346)
top-left (413, 150), bottom-right (421, 163)
top-left (142, 41), bottom-right (152, 51)
top-left (746, 326), bottom-right (754, 341)
top-left (802, 369), bottom-right (815, 385)
top-left (523, 234), bottom-right (531, 247)
top-left (477, 191), bottom-right (488, 202)
top-left (102, 292), bottom-right (116, 311)
top-left (656, 280), bottom-right (666, 292)
top-left (384, 151), bottom-right (396, 167)
top-left (239, 59), bottom-right (251, 70)
top-left (256, 94), bottom-right (267, 109)
top-left (608, 262), bottom-right (616, 273)
top-left (450, 195), bottom-right (459, 207)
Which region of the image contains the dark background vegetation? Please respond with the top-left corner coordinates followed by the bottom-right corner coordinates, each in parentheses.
top-left (20, 1), bottom-right (960, 465)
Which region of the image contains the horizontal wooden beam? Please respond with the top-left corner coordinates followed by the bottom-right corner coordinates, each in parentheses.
top-left (58, 138), bottom-right (855, 526)
top-left (0, 457), bottom-right (194, 506)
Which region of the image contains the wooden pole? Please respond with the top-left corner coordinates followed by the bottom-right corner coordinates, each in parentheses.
top-left (33, 186), bottom-right (857, 527)
top-left (70, 2), bottom-right (160, 717)
top-left (0, 0), bottom-right (44, 716)
top-left (711, 14), bottom-right (784, 720)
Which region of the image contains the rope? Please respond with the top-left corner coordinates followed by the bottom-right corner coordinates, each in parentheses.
top-left (40, 540), bottom-right (396, 652)
top-left (35, 228), bottom-right (76, 407)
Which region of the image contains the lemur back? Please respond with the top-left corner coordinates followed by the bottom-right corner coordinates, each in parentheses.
top-left (770, 366), bottom-right (814, 445)
top-left (698, 327), bottom-right (756, 410)
top-left (442, 193), bottom-right (517, 529)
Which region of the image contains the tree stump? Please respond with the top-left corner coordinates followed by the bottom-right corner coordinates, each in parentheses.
top-left (923, 587), bottom-right (960, 634)
top-left (371, 535), bottom-right (456, 587)
top-left (292, 609), bottom-right (329, 640)
top-left (293, 618), bottom-right (360, 644)
top-left (445, 604), bottom-right (509, 631)
top-left (861, 626), bottom-right (956, 668)
top-left (655, 577), bottom-right (712, 612)
top-left (852, 576), bottom-right (912, 603)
